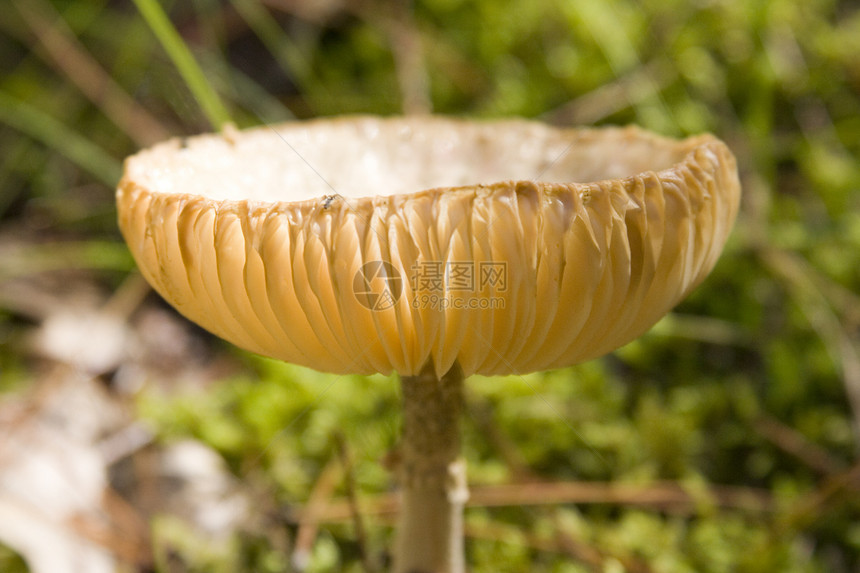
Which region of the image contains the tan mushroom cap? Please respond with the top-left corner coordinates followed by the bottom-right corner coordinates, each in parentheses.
top-left (117, 116), bottom-right (740, 377)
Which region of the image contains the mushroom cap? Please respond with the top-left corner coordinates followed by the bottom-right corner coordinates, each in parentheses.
top-left (117, 116), bottom-right (740, 377)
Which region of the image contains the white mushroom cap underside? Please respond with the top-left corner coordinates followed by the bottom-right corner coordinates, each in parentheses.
top-left (117, 117), bottom-right (740, 377)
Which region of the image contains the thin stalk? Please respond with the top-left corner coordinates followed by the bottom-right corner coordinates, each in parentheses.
top-left (395, 362), bottom-right (468, 573)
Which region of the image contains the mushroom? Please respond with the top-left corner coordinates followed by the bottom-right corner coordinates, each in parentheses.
top-left (116, 116), bottom-right (741, 572)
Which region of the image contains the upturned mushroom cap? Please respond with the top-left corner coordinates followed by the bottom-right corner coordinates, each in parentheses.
top-left (117, 116), bottom-right (740, 377)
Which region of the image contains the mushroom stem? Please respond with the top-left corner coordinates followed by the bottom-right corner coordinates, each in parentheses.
top-left (394, 362), bottom-right (468, 573)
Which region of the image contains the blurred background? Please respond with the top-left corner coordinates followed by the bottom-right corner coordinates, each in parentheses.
top-left (1, 0), bottom-right (859, 571)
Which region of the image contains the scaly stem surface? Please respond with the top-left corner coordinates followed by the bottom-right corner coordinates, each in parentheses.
top-left (394, 362), bottom-right (467, 573)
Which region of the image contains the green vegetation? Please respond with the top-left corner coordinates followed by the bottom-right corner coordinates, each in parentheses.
top-left (2, 0), bottom-right (859, 571)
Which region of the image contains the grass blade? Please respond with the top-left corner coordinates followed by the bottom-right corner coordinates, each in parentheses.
top-left (0, 91), bottom-right (121, 185)
top-left (132, 0), bottom-right (231, 129)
